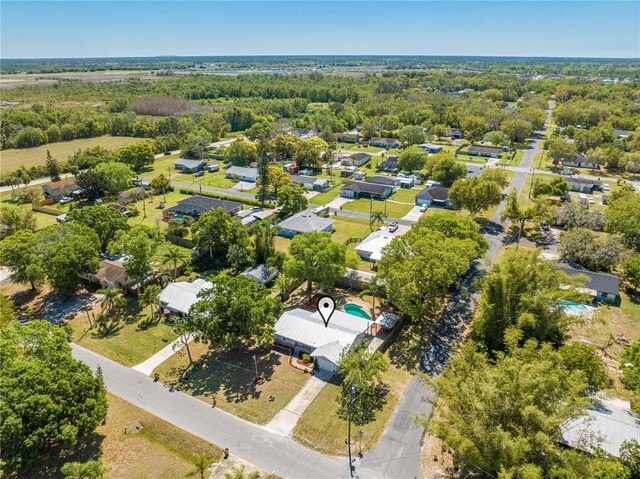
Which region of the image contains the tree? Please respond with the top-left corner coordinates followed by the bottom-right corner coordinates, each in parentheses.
top-left (245, 121), bottom-right (274, 141)
top-left (258, 165), bottom-right (291, 200)
top-left (0, 293), bottom-right (16, 328)
top-left (623, 254), bottom-right (640, 291)
top-left (76, 169), bottom-right (108, 201)
top-left (139, 284), bottom-right (160, 320)
top-left (182, 128), bottom-right (213, 159)
top-left (0, 230), bottom-right (46, 290)
top-left (607, 192), bottom-right (640, 251)
top-left (293, 140), bottom-right (323, 169)
top-left (472, 249), bottom-right (584, 353)
top-left (36, 223), bottom-right (101, 296)
top-left (532, 176), bottom-right (570, 198)
top-left (426, 153), bottom-right (466, 187)
top-left (190, 273), bottom-right (283, 349)
top-left (500, 118), bottom-right (533, 143)
top-left (1, 321), bottom-right (107, 473)
top-left (397, 145), bottom-right (426, 172)
top-left (559, 228), bottom-right (625, 272)
top-left (546, 136), bottom-right (579, 163)
top-left (284, 231), bottom-right (346, 293)
top-left (224, 139), bottom-right (258, 166)
top-left (61, 460), bottom-right (109, 479)
top-left (201, 113), bottom-right (229, 141)
top-left (449, 177), bottom-right (502, 216)
top-left (559, 343), bottom-right (611, 393)
top-left (378, 215), bottom-right (486, 321)
top-left (270, 134), bottom-right (301, 162)
top-left (361, 118), bottom-right (376, 139)
top-left (399, 125), bottom-right (425, 146)
top-left (430, 341), bottom-right (594, 479)
top-left (108, 226), bottom-right (159, 293)
top-left (46, 150), bottom-right (61, 181)
top-left (460, 115), bottom-right (489, 143)
top-left (117, 142), bottom-right (154, 169)
top-left (0, 205), bottom-right (36, 239)
top-left (92, 161), bottom-right (135, 195)
top-left (14, 126), bottom-right (46, 148)
top-left (337, 347), bottom-right (389, 426)
top-left (192, 208), bottom-right (249, 264)
top-left (160, 243), bottom-right (191, 280)
top-left (254, 221), bottom-right (275, 264)
top-left (620, 440), bottom-right (640, 479)
top-left (150, 173), bottom-right (171, 194)
top-left (256, 139), bottom-right (270, 205)
top-left (96, 287), bottom-right (125, 318)
top-left (479, 167), bottom-right (509, 188)
top-left (485, 130), bottom-right (506, 146)
top-left (277, 182), bottom-right (308, 217)
top-left (359, 275), bottom-right (384, 317)
top-left (370, 210), bottom-right (387, 231)
top-left (68, 205), bottom-right (129, 251)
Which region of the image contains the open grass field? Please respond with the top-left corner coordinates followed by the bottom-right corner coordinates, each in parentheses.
top-left (336, 143), bottom-right (382, 154)
top-left (342, 197), bottom-right (413, 219)
top-left (391, 187), bottom-right (420, 203)
top-left (332, 216), bottom-right (373, 244)
top-left (153, 341), bottom-right (311, 425)
top-left (25, 393), bottom-right (222, 479)
top-left (68, 300), bottom-right (177, 367)
top-left (1, 136), bottom-right (142, 173)
top-left (292, 360), bottom-right (411, 455)
top-left (309, 185), bottom-right (343, 205)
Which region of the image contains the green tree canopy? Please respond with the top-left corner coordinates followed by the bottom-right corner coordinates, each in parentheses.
top-left (224, 139), bottom-right (258, 166)
top-left (0, 321), bottom-right (107, 473)
top-left (398, 125), bottom-right (426, 146)
top-left (425, 152), bottom-right (466, 187)
top-left (108, 226), bottom-right (160, 291)
top-left (68, 205), bottom-right (130, 251)
top-left (398, 145), bottom-right (427, 172)
top-left (606, 191), bottom-right (640, 251)
top-left (117, 142), bottom-right (154, 169)
top-left (190, 273), bottom-right (283, 349)
top-left (449, 176), bottom-right (502, 216)
top-left (277, 182), bottom-right (308, 217)
top-left (92, 161), bottom-right (135, 196)
top-left (0, 204), bottom-right (36, 240)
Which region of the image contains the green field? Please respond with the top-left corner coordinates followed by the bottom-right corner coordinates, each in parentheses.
top-left (336, 143), bottom-right (382, 153)
top-left (1, 136), bottom-right (143, 173)
top-left (342, 197), bottom-right (413, 219)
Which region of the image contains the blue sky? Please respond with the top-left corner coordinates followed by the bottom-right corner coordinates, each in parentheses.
top-left (2, 1), bottom-right (639, 59)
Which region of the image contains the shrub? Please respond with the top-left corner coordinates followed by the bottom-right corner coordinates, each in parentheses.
top-left (302, 353), bottom-right (312, 363)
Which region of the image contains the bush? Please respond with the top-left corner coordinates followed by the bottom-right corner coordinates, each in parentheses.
top-left (302, 353), bottom-right (312, 363)
top-left (167, 219), bottom-right (188, 238)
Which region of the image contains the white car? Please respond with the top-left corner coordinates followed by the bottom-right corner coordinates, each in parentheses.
top-left (388, 222), bottom-right (399, 232)
top-left (602, 184), bottom-right (610, 191)
top-left (419, 204), bottom-right (428, 212)
top-left (59, 196), bottom-right (73, 204)
top-left (588, 197), bottom-right (595, 204)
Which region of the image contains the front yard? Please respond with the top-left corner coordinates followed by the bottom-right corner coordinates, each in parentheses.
top-left (152, 342), bottom-right (311, 425)
top-left (341, 198), bottom-right (414, 219)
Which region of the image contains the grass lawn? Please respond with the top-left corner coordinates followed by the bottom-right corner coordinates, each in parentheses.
top-left (68, 299), bottom-right (177, 367)
top-left (342, 198), bottom-right (413, 219)
top-left (152, 342), bottom-right (311, 425)
top-left (292, 360), bottom-right (412, 455)
top-left (498, 150), bottom-right (525, 167)
top-left (274, 236), bottom-right (291, 255)
top-left (26, 393), bottom-right (222, 479)
top-left (332, 216), bottom-right (373, 244)
top-left (2, 136), bottom-right (142, 172)
top-left (391, 187), bottom-right (420, 203)
top-left (309, 185), bottom-right (343, 206)
top-left (337, 143), bottom-right (382, 154)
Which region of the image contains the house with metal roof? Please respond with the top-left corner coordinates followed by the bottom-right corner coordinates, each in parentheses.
top-left (566, 176), bottom-right (602, 193)
top-left (290, 175), bottom-right (331, 192)
top-left (240, 264), bottom-right (279, 285)
top-left (340, 181), bottom-right (395, 200)
top-left (557, 261), bottom-right (620, 302)
top-left (368, 137), bottom-right (399, 149)
top-left (165, 195), bottom-right (243, 219)
top-left (466, 145), bottom-right (503, 158)
top-left (226, 166), bottom-right (259, 182)
top-left (341, 152), bottom-right (372, 167)
top-left (366, 175), bottom-right (397, 187)
top-left (159, 278), bottom-right (213, 317)
top-left (174, 158), bottom-right (205, 173)
top-left (276, 212), bottom-right (335, 238)
top-left (355, 229), bottom-right (395, 262)
top-left (273, 307), bottom-right (373, 373)
top-left (417, 143), bottom-right (444, 154)
top-left (415, 186), bottom-right (453, 209)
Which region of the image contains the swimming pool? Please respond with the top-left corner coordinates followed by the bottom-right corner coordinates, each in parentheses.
top-left (558, 300), bottom-right (595, 316)
top-left (344, 303), bottom-right (371, 320)
top-left (172, 214), bottom-right (185, 221)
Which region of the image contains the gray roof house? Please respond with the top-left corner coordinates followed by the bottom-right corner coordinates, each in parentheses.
top-left (467, 145), bottom-right (503, 158)
top-left (340, 181), bottom-right (395, 200)
top-left (557, 261), bottom-right (620, 302)
top-left (174, 158), bottom-right (205, 173)
top-left (366, 175), bottom-right (397, 187)
top-left (277, 212), bottom-right (335, 238)
top-left (226, 166), bottom-right (259, 182)
top-left (290, 175), bottom-right (331, 192)
top-left (159, 278), bottom-right (213, 317)
top-left (566, 176), bottom-right (602, 193)
top-left (165, 195), bottom-right (243, 219)
top-left (368, 137), bottom-right (399, 149)
top-left (614, 129), bottom-right (633, 139)
top-left (341, 152), bottom-right (372, 167)
top-left (417, 143), bottom-right (444, 154)
top-left (415, 186), bottom-right (453, 208)
top-left (380, 156), bottom-right (399, 172)
top-left (241, 264), bottom-right (279, 285)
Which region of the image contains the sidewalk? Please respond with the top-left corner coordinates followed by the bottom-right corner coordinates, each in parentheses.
top-left (132, 335), bottom-right (193, 375)
top-left (265, 370), bottom-right (332, 436)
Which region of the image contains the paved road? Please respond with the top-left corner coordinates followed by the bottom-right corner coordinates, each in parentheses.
top-left (71, 343), bottom-right (381, 479)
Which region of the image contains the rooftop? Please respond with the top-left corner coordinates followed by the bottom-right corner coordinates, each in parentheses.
top-left (44, 176), bottom-right (77, 189)
top-left (174, 158), bottom-right (205, 168)
top-left (227, 166), bottom-right (259, 177)
top-left (557, 261), bottom-right (620, 296)
top-left (159, 278), bottom-right (213, 316)
top-left (355, 229), bottom-right (396, 262)
top-left (167, 195), bottom-right (243, 216)
top-left (277, 212), bottom-right (335, 234)
top-left (342, 181), bottom-right (393, 196)
top-left (417, 186), bottom-right (450, 202)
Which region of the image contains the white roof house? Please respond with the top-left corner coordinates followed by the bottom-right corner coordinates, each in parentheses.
top-left (159, 278), bottom-right (213, 317)
top-left (277, 212), bottom-right (335, 238)
top-left (355, 229), bottom-right (396, 262)
top-left (274, 308), bottom-right (372, 373)
top-left (226, 166), bottom-right (259, 182)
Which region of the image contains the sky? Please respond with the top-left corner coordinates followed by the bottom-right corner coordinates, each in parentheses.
top-left (2, 1), bottom-right (639, 59)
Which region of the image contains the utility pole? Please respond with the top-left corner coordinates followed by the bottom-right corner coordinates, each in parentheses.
top-left (347, 385), bottom-right (356, 477)
top-left (528, 168), bottom-right (535, 200)
top-left (252, 354), bottom-right (258, 377)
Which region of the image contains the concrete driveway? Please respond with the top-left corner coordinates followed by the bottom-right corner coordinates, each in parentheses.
top-left (401, 205), bottom-right (424, 222)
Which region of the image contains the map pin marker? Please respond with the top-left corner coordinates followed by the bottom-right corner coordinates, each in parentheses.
top-left (317, 296), bottom-right (336, 328)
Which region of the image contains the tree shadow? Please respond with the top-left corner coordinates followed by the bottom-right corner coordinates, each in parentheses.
top-left (93, 320), bottom-right (123, 338)
top-left (137, 315), bottom-right (161, 331)
top-left (165, 345), bottom-right (281, 405)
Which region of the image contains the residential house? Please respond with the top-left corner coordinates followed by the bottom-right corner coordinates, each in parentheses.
top-left (355, 229), bottom-right (395, 263)
top-left (380, 156), bottom-right (399, 172)
top-left (277, 212), bottom-right (335, 238)
top-left (165, 195), bottom-right (243, 220)
top-left (561, 154), bottom-right (599, 170)
top-left (417, 143), bottom-right (444, 154)
top-left (238, 208), bottom-right (277, 227)
top-left (174, 158), bottom-right (205, 173)
top-left (566, 176), bottom-right (602, 193)
top-left (159, 278), bottom-right (214, 317)
top-left (336, 132), bottom-right (359, 143)
top-left (415, 186), bottom-right (454, 209)
top-left (290, 128), bottom-right (316, 140)
top-left (273, 307), bottom-right (373, 373)
top-left (241, 264), bottom-right (279, 285)
top-left (447, 128), bottom-right (464, 140)
top-left (79, 257), bottom-right (143, 294)
top-left (42, 177), bottom-right (78, 200)
top-left (341, 152), bottom-right (372, 167)
top-left (368, 137), bottom-right (399, 149)
top-left (614, 129), bottom-right (633, 140)
top-left (118, 187), bottom-right (146, 204)
top-left (340, 181), bottom-right (395, 200)
top-left (557, 261), bottom-right (620, 302)
top-left (466, 145), bottom-right (503, 158)
top-left (366, 175), bottom-right (397, 187)
top-left (290, 175), bottom-right (331, 192)
top-left (394, 174), bottom-right (415, 188)
top-left (110, 204), bottom-right (131, 216)
top-left (226, 166), bottom-right (259, 183)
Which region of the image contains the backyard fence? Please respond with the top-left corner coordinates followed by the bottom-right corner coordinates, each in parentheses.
top-left (32, 205), bottom-right (65, 216)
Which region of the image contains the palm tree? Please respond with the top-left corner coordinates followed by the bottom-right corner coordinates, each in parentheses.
top-left (96, 288), bottom-right (125, 317)
top-left (275, 273), bottom-right (297, 300)
top-left (139, 284), bottom-right (160, 320)
top-left (266, 251), bottom-right (287, 273)
top-left (370, 210), bottom-right (387, 231)
top-left (160, 244), bottom-right (191, 280)
top-left (194, 454), bottom-right (210, 479)
top-left (359, 275), bottom-right (383, 317)
top-left (224, 465), bottom-right (260, 479)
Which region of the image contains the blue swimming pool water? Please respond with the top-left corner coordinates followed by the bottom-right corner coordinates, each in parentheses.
top-left (173, 214), bottom-right (185, 221)
top-left (558, 300), bottom-right (591, 315)
top-left (344, 303), bottom-right (371, 320)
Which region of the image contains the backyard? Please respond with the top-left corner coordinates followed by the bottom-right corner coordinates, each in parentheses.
top-left (341, 197), bottom-right (414, 219)
top-left (152, 341), bottom-right (311, 425)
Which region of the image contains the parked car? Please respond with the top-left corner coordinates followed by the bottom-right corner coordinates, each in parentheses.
top-left (59, 196), bottom-right (73, 204)
top-left (208, 164), bottom-right (220, 172)
top-left (388, 222), bottom-right (399, 232)
top-left (195, 170), bottom-right (205, 177)
top-left (602, 184), bottom-right (610, 191)
top-left (588, 197), bottom-right (595, 204)
top-left (419, 204), bottom-right (428, 212)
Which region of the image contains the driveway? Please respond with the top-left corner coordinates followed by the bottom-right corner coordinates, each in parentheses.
top-left (401, 205), bottom-right (424, 222)
top-left (325, 197), bottom-right (352, 209)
